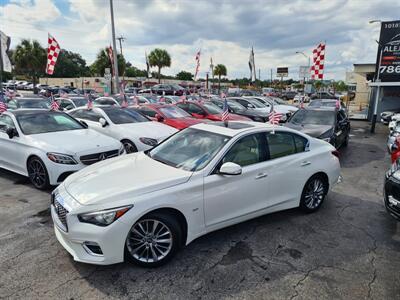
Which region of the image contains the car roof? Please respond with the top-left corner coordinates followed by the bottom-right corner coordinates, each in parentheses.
top-left (190, 121), bottom-right (293, 137)
top-left (302, 107), bottom-right (337, 112)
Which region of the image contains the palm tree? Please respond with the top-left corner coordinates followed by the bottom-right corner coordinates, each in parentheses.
top-left (148, 48), bottom-right (171, 83)
top-left (90, 47), bottom-right (126, 77)
top-left (13, 39), bottom-right (46, 93)
top-left (213, 64), bottom-right (227, 93)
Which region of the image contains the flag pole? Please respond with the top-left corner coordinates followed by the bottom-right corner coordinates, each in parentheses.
top-left (0, 35), bottom-right (3, 92)
top-left (109, 0), bottom-right (120, 94)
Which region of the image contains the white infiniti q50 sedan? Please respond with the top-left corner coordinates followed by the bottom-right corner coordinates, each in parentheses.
top-left (0, 109), bottom-right (124, 190)
top-left (51, 121), bottom-right (341, 267)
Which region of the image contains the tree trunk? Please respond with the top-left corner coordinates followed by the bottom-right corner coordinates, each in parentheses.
top-left (218, 75), bottom-right (221, 93)
top-left (158, 66), bottom-right (161, 83)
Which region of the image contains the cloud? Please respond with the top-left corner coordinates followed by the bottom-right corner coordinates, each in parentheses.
top-left (1, 0), bottom-right (399, 80)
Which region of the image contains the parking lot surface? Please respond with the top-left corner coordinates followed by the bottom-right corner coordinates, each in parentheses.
top-left (0, 121), bottom-right (399, 300)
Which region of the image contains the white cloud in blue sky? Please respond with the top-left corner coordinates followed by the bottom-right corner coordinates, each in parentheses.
top-left (1, 0), bottom-right (399, 80)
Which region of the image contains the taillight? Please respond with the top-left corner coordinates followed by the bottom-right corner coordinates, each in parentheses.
top-left (332, 150), bottom-right (340, 158)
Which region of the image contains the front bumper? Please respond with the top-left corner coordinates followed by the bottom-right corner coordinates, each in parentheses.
top-left (51, 187), bottom-right (131, 265)
top-left (384, 175), bottom-right (400, 221)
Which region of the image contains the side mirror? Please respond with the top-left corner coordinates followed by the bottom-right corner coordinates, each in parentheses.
top-left (6, 127), bottom-right (18, 139)
top-left (155, 114), bottom-right (164, 122)
top-left (99, 117), bottom-right (108, 127)
top-left (219, 162), bottom-right (242, 176)
top-left (391, 143), bottom-right (399, 153)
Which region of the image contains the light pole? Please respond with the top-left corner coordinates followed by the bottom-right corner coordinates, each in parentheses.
top-left (369, 19), bottom-right (382, 133)
top-left (109, 0), bottom-right (120, 94)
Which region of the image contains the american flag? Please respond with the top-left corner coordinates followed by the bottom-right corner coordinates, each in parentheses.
top-left (132, 95), bottom-right (139, 106)
top-left (268, 110), bottom-right (283, 125)
top-left (0, 97), bottom-right (7, 113)
top-left (46, 33), bottom-right (61, 75)
top-left (180, 94), bottom-right (186, 103)
top-left (85, 93), bottom-right (93, 110)
top-left (5, 89), bottom-right (15, 99)
top-left (121, 95), bottom-right (128, 108)
top-left (221, 94), bottom-right (229, 122)
top-left (107, 45), bottom-right (115, 76)
top-left (50, 94), bottom-right (60, 111)
top-left (194, 50), bottom-right (201, 80)
top-left (310, 42), bottom-right (326, 80)
top-left (335, 99), bottom-right (340, 109)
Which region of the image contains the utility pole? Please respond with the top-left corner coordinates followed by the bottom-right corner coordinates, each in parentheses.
top-left (116, 36), bottom-right (125, 81)
top-left (109, 0), bottom-right (120, 94)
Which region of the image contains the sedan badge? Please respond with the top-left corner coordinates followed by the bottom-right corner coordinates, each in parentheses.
top-left (99, 153), bottom-right (107, 161)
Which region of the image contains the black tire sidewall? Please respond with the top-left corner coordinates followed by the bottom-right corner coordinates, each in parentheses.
top-left (27, 156), bottom-right (50, 190)
top-left (299, 175), bottom-right (327, 213)
top-left (125, 212), bottom-right (182, 268)
top-left (122, 140), bottom-right (138, 153)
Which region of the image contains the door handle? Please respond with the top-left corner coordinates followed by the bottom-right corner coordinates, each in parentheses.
top-left (255, 173), bottom-right (268, 179)
top-left (301, 161), bottom-right (311, 166)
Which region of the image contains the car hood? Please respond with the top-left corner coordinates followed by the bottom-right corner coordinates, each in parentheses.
top-left (26, 129), bottom-right (120, 155)
top-left (165, 117), bottom-right (206, 129)
top-left (64, 152), bottom-right (192, 205)
top-left (275, 105), bottom-right (298, 113)
top-left (116, 121), bottom-right (177, 140)
top-left (285, 123), bottom-right (333, 138)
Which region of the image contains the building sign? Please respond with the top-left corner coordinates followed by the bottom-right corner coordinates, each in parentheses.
top-left (299, 66), bottom-right (309, 80)
top-left (376, 20), bottom-right (400, 82)
top-left (276, 67), bottom-right (288, 77)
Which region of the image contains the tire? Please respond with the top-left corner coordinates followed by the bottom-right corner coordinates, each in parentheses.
top-left (121, 139), bottom-right (138, 154)
top-left (299, 175), bottom-right (328, 212)
top-left (27, 156), bottom-right (50, 190)
top-left (125, 212), bottom-right (182, 267)
top-left (343, 134), bottom-right (349, 147)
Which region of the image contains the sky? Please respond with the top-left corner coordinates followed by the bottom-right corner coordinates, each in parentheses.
top-left (1, 0), bottom-right (399, 81)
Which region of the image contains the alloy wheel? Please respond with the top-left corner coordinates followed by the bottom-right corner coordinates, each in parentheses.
top-left (27, 159), bottom-right (47, 188)
top-left (123, 141), bottom-right (137, 154)
top-left (304, 179), bottom-right (325, 209)
top-left (126, 219), bottom-right (173, 263)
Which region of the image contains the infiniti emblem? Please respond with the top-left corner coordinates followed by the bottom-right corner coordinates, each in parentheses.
top-left (99, 153), bottom-right (107, 161)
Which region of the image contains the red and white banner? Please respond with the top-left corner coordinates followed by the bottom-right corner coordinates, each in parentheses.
top-left (310, 42), bottom-right (325, 80)
top-left (194, 50), bottom-right (200, 80)
top-left (46, 33), bottom-right (60, 75)
top-left (107, 45), bottom-right (115, 76)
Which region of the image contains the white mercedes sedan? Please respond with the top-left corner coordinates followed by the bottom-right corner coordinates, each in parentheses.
top-left (0, 110), bottom-right (124, 190)
top-left (51, 122), bottom-right (341, 267)
top-left (68, 106), bottom-right (178, 153)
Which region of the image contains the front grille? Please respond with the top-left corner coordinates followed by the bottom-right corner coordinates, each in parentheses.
top-left (54, 198), bottom-right (69, 231)
top-left (80, 149), bottom-right (119, 165)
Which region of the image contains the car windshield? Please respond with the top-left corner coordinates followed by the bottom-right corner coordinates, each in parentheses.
top-left (228, 101), bottom-right (246, 110)
top-left (309, 100), bottom-right (322, 107)
top-left (149, 128), bottom-right (230, 171)
top-left (103, 107), bottom-right (149, 124)
top-left (247, 99), bottom-right (266, 108)
top-left (203, 102), bottom-right (222, 114)
top-left (71, 98), bottom-right (88, 107)
top-left (17, 112), bottom-right (84, 135)
top-left (17, 99), bottom-right (50, 109)
top-left (159, 106), bottom-right (191, 118)
top-left (289, 110), bottom-right (335, 125)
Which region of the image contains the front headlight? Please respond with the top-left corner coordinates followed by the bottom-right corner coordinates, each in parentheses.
top-left (392, 170), bottom-right (400, 181)
top-left (139, 137), bottom-right (158, 146)
top-left (78, 205), bottom-right (133, 226)
top-left (47, 152), bottom-right (78, 165)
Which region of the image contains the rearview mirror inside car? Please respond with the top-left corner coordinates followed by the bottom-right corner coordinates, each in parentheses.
top-left (219, 162), bottom-right (242, 176)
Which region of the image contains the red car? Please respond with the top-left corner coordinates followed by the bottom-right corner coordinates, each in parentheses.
top-left (175, 101), bottom-right (251, 122)
top-left (129, 104), bottom-right (207, 130)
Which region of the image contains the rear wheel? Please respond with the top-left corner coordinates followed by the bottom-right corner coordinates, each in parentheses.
top-left (125, 213), bottom-right (182, 267)
top-left (299, 175), bottom-right (328, 212)
top-left (27, 157), bottom-right (50, 190)
top-left (121, 140), bottom-right (138, 154)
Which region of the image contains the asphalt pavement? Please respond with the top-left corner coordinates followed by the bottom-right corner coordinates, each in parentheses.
top-left (0, 121), bottom-right (399, 300)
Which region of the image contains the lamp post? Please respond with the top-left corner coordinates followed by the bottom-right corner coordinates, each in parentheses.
top-left (295, 51), bottom-right (310, 100)
top-left (369, 19), bottom-right (382, 133)
top-left (109, 0), bottom-right (120, 94)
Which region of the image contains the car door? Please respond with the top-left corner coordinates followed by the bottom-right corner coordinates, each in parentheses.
top-left (263, 131), bottom-right (313, 207)
top-left (204, 133), bottom-right (271, 228)
top-left (70, 109), bottom-right (103, 132)
top-left (0, 114), bottom-right (26, 174)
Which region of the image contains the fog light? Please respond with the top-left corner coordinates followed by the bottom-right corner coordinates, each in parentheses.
top-left (83, 241), bottom-right (103, 256)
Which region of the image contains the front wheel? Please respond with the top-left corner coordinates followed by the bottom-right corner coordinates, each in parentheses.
top-left (122, 140), bottom-right (138, 154)
top-left (125, 213), bottom-right (182, 267)
top-left (27, 157), bottom-right (50, 190)
top-left (299, 175), bottom-right (328, 212)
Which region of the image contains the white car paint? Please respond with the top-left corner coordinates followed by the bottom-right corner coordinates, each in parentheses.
top-left (68, 106), bottom-right (177, 151)
top-left (52, 121), bottom-right (341, 265)
top-left (247, 96), bottom-right (299, 117)
top-left (0, 110), bottom-right (123, 186)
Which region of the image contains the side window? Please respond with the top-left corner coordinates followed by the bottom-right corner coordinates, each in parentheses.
top-left (70, 109), bottom-right (101, 122)
top-left (139, 107), bottom-right (157, 118)
top-left (222, 133), bottom-right (266, 167)
top-left (293, 134), bottom-right (308, 153)
top-left (176, 103), bottom-right (189, 112)
top-left (0, 115), bottom-right (16, 133)
top-left (266, 132), bottom-right (297, 159)
top-left (60, 100), bottom-right (74, 110)
top-left (188, 103), bottom-right (204, 114)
